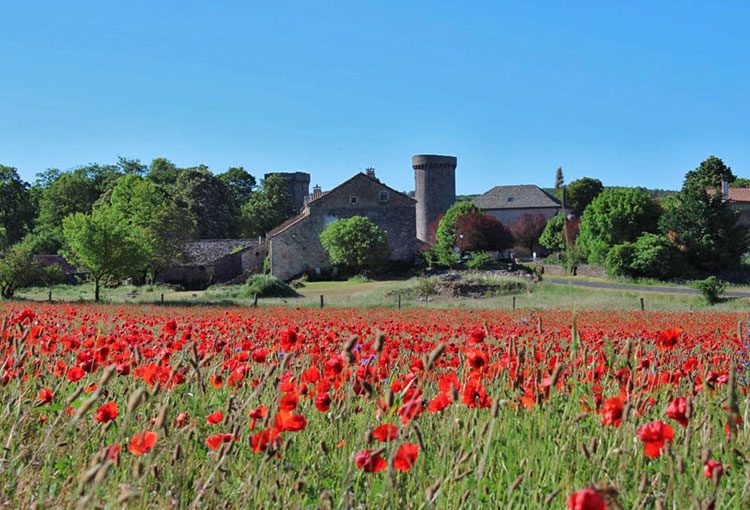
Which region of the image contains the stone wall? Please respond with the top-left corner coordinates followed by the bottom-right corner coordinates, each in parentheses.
top-left (269, 173), bottom-right (416, 281)
top-left (539, 263), bottom-right (609, 279)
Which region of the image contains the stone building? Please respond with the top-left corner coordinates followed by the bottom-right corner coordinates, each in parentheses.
top-left (708, 182), bottom-right (750, 227)
top-left (267, 171), bottom-right (417, 281)
top-left (160, 239), bottom-right (266, 289)
top-left (413, 155), bottom-right (457, 242)
top-left (472, 184), bottom-right (562, 225)
top-left (265, 172), bottom-right (310, 213)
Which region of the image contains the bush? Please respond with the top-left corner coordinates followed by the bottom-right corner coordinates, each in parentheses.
top-left (605, 234), bottom-right (683, 280)
top-left (465, 252), bottom-right (495, 270)
top-left (434, 202), bottom-right (478, 267)
top-left (320, 216), bottom-right (389, 273)
top-left (0, 242), bottom-right (62, 298)
top-left (244, 274), bottom-right (299, 298)
top-left (694, 276), bottom-right (726, 305)
top-left (414, 277), bottom-right (438, 298)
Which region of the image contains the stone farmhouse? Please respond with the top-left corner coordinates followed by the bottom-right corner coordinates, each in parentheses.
top-left (708, 181), bottom-right (750, 227)
top-left (160, 239), bottom-right (265, 288)
top-left (267, 155), bottom-right (457, 281)
top-left (472, 184), bottom-right (562, 224)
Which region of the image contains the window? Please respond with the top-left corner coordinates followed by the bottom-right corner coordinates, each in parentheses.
top-left (349, 196), bottom-right (359, 205)
top-left (379, 190), bottom-right (389, 202)
top-left (506, 197), bottom-right (514, 202)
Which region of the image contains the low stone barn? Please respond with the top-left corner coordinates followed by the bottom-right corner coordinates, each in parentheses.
top-left (267, 171), bottom-right (417, 281)
top-left (33, 254), bottom-right (84, 284)
top-left (472, 184), bottom-right (562, 224)
top-left (160, 239), bottom-right (266, 289)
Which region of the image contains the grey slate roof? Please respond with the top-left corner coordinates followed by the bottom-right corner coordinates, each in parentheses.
top-left (472, 185), bottom-right (561, 210)
top-left (174, 239), bottom-right (260, 266)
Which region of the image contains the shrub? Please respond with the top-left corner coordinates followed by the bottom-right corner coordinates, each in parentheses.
top-left (320, 216), bottom-right (389, 273)
top-left (465, 252), bottom-right (495, 270)
top-left (694, 276), bottom-right (726, 305)
top-left (605, 234), bottom-right (682, 280)
top-left (414, 277), bottom-right (438, 298)
top-left (244, 274), bottom-right (299, 298)
top-left (433, 202), bottom-right (478, 267)
top-left (454, 212), bottom-right (513, 254)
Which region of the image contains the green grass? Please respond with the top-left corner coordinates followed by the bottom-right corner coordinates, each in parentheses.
top-left (12, 274), bottom-right (750, 311)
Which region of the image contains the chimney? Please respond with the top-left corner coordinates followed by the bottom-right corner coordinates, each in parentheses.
top-left (313, 184), bottom-right (321, 193)
top-left (722, 180), bottom-right (729, 200)
top-left (365, 167), bottom-right (376, 178)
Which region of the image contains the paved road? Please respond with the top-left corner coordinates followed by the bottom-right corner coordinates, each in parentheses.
top-left (545, 277), bottom-right (750, 298)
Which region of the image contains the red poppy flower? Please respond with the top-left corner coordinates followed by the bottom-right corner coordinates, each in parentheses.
top-left (601, 396), bottom-right (623, 427)
top-left (164, 319), bottom-right (177, 336)
top-left (315, 392), bottom-right (331, 412)
top-left (637, 420), bottom-right (674, 458)
top-left (94, 401), bottom-right (118, 423)
top-left (128, 431), bottom-right (157, 456)
top-left (466, 350), bottom-right (489, 371)
top-left (656, 328), bottom-right (681, 350)
top-left (393, 443), bottom-right (419, 472)
top-left (372, 424), bottom-right (398, 442)
top-left (279, 393), bottom-right (299, 412)
top-left (704, 460), bottom-right (724, 480)
top-left (277, 412), bottom-right (307, 432)
top-left (567, 489), bottom-right (607, 510)
top-left (468, 328), bottom-right (486, 344)
top-left (665, 397), bottom-right (688, 428)
top-left (66, 366), bottom-right (85, 382)
top-left (206, 411), bottom-right (224, 424)
top-left (174, 412), bottom-right (190, 428)
top-left (251, 348), bottom-right (267, 363)
top-left (38, 387), bottom-right (54, 405)
top-left (280, 328), bottom-right (298, 350)
top-left (462, 378), bottom-right (491, 409)
top-left (206, 433), bottom-right (235, 450)
top-left (251, 429), bottom-right (271, 453)
top-left (249, 405), bottom-right (268, 419)
top-left (354, 449), bottom-right (386, 472)
top-left (428, 392), bottom-right (452, 413)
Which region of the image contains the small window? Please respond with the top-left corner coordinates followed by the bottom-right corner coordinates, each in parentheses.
top-left (506, 197), bottom-right (514, 202)
top-left (379, 190), bottom-right (389, 202)
top-left (350, 196), bottom-right (359, 205)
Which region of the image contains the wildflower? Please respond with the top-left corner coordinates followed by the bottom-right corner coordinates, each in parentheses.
top-left (206, 433), bottom-right (235, 450)
top-left (656, 328), bottom-right (681, 350)
top-left (128, 431), bottom-right (157, 456)
top-left (164, 319), bottom-right (177, 336)
top-left (95, 401), bottom-right (118, 423)
top-left (315, 392), bottom-right (331, 412)
top-left (637, 420), bottom-right (674, 458)
top-left (601, 396), bottom-right (624, 427)
top-left (354, 449), bottom-right (386, 473)
top-left (206, 411), bottom-right (224, 425)
top-left (567, 489), bottom-right (607, 510)
top-left (393, 443), bottom-right (419, 472)
top-left (704, 460), bottom-right (724, 481)
top-left (66, 366), bottom-right (85, 382)
top-left (468, 328), bottom-right (486, 344)
top-left (372, 424), bottom-right (398, 442)
top-left (428, 392), bottom-right (452, 413)
top-left (665, 397), bottom-right (689, 428)
top-left (38, 388), bottom-right (54, 405)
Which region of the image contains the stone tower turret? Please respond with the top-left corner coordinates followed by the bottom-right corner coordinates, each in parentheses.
top-left (264, 172), bottom-right (311, 213)
top-left (413, 154), bottom-right (457, 243)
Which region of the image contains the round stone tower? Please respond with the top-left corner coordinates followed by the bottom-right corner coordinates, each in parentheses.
top-left (413, 154), bottom-right (457, 243)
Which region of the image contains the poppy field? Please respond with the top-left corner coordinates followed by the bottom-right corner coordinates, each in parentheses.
top-left (1, 303), bottom-right (748, 509)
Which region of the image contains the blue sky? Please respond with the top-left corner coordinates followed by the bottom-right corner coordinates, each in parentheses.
top-left (1, 1), bottom-right (748, 194)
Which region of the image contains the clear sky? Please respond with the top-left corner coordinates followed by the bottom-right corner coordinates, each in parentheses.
top-left (1, 1), bottom-right (748, 194)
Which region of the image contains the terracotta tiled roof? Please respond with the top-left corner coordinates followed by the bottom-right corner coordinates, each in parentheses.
top-left (706, 188), bottom-right (750, 202)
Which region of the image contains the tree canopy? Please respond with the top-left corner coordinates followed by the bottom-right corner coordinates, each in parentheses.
top-left (565, 177), bottom-right (604, 214)
top-left (241, 174), bottom-right (295, 237)
top-left (218, 167), bottom-right (257, 207)
top-left (683, 156), bottom-right (735, 190)
top-left (319, 216), bottom-right (389, 272)
top-left (576, 187), bottom-right (661, 265)
top-left (0, 165), bottom-right (35, 246)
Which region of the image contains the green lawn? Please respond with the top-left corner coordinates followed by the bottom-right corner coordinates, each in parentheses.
top-left (12, 275), bottom-right (750, 311)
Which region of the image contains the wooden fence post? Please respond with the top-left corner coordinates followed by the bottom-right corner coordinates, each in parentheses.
top-left (48, 290), bottom-right (52, 303)
top-left (398, 294), bottom-right (402, 310)
top-left (640, 297), bottom-right (645, 311)
top-left (161, 293), bottom-right (164, 304)
top-left (253, 293), bottom-right (258, 308)
top-left (320, 295), bottom-right (324, 309)
top-left (512, 296), bottom-right (516, 310)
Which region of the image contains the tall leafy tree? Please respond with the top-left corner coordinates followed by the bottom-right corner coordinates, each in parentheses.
top-left (62, 205), bottom-right (145, 302)
top-left (565, 177), bottom-right (604, 214)
top-left (173, 169), bottom-right (240, 238)
top-left (241, 174), bottom-right (295, 237)
top-left (454, 211), bottom-right (514, 252)
top-left (218, 166), bottom-right (256, 207)
top-left (576, 187), bottom-right (661, 265)
top-left (0, 242), bottom-right (61, 298)
top-left (109, 175), bottom-right (194, 279)
top-left (683, 156), bottom-right (735, 190)
top-left (0, 165), bottom-right (35, 246)
top-left (539, 213), bottom-right (581, 252)
top-left (433, 201), bottom-right (478, 267)
top-left (509, 213), bottom-right (547, 252)
top-left (147, 157), bottom-right (181, 186)
top-left (659, 183), bottom-right (747, 274)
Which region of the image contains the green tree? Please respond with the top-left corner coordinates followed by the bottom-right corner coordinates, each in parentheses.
top-left (320, 216), bottom-right (389, 272)
top-left (433, 201), bottom-right (478, 267)
top-left (109, 175), bottom-right (194, 279)
top-left (218, 167), bottom-right (256, 207)
top-left (62, 206), bottom-right (146, 302)
top-left (683, 156), bottom-right (735, 190)
top-left (241, 174), bottom-right (296, 237)
top-left (539, 214), bottom-right (566, 251)
top-left (0, 165), bottom-right (35, 246)
top-left (0, 242), bottom-right (61, 299)
top-left (173, 169), bottom-right (240, 238)
top-left (565, 177), bottom-right (604, 214)
top-left (730, 177), bottom-right (750, 188)
top-left (147, 157), bottom-right (181, 186)
top-left (604, 233), bottom-right (683, 280)
top-left (659, 183), bottom-right (747, 274)
top-left (32, 171), bottom-right (102, 253)
top-left (576, 187), bottom-right (661, 265)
